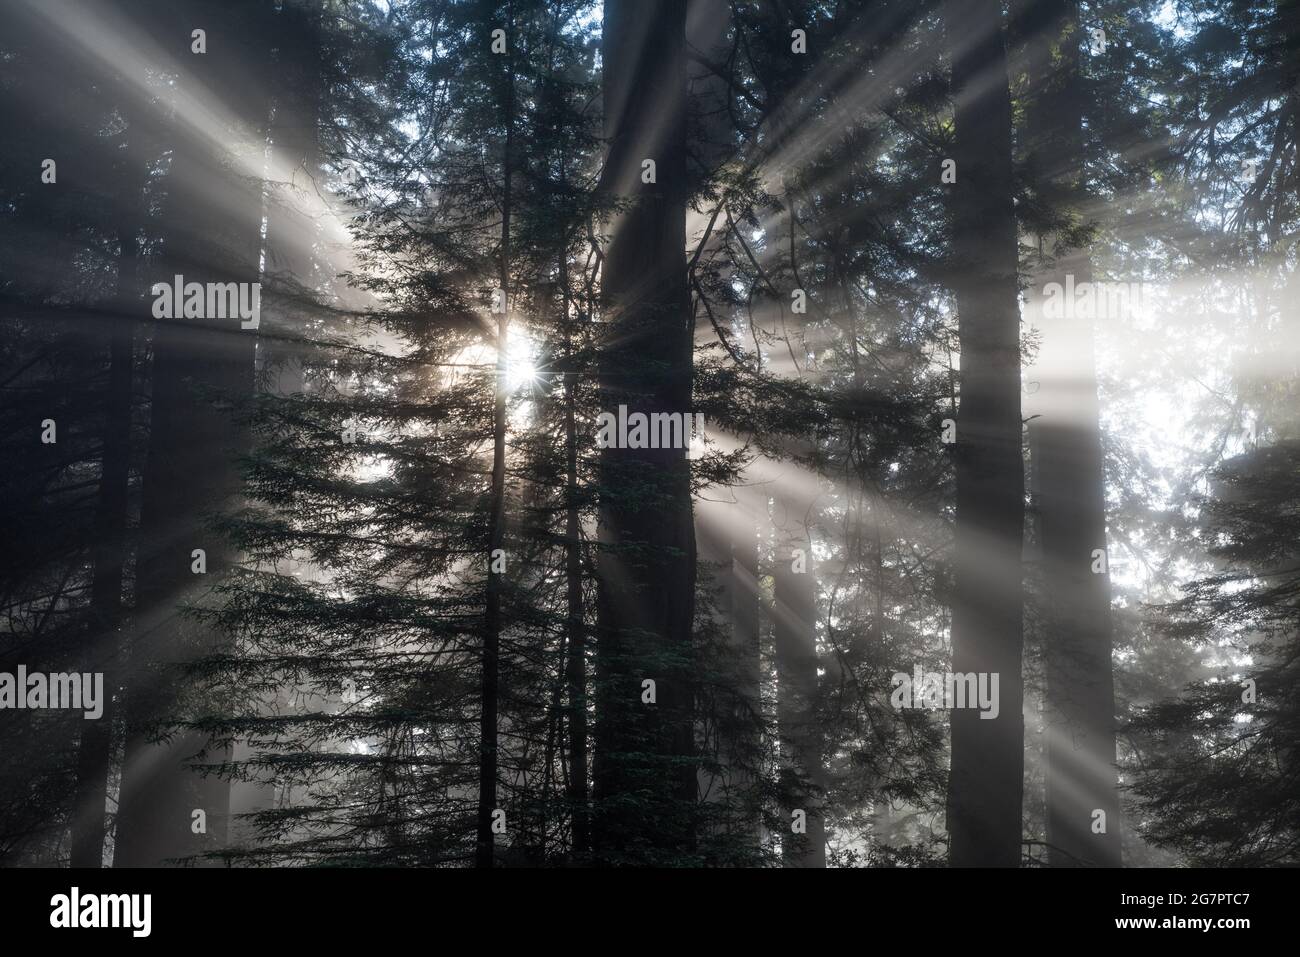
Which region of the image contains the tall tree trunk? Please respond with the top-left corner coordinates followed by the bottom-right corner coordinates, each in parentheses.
top-left (764, 468), bottom-right (826, 868)
top-left (687, 0), bottom-right (762, 854)
top-left (478, 8), bottom-right (516, 868)
top-left (731, 492), bottom-right (762, 837)
top-left (942, 0), bottom-right (1026, 868)
top-left (695, 493), bottom-right (763, 851)
top-left (555, 105), bottom-right (589, 858)
top-left (69, 235), bottom-right (139, 868)
top-left (772, 493), bottom-right (827, 867)
top-left (1019, 0), bottom-right (1122, 868)
top-left (593, 0), bottom-right (698, 864)
top-left (68, 72), bottom-right (158, 866)
top-left (115, 0), bottom-right (270, 867)
top-left (228, 0), bottom-right (325, 842)
top-left (261, 0), bottom-right (325, 397)
top-left (563, 353), bottom-right (590, 858)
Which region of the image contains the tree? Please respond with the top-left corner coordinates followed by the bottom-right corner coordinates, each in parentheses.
top-left (942, 0), bottom-right (1026, 868)
top-left (592, 0), bottom-right (699, 864)
top-left (0, 0), bottom-right (144, 864)
top-left (1015, 0), bottom-right (1123, 868)
top-left (115, 0), bottom-right (274, 866)
top-left (1127, 0), bottom-right (1300, 867)
top-left (69, 98), bottom-right (151, 868)
top-left (179, 0), bottom-right (608, 867)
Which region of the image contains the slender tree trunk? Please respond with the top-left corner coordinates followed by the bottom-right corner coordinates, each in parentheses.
top-left (478, 12), bottom-right (516, 868)
top-left (1019, 0), bottom-right (1122, 867)
top-left (554, 99), bottom-right (589, 858)
top-left (593, 0), bottom-right (697, 864)
top-left (228, 0), bottom-right (325, 842)
top-left (732, 493), bottom-right (762, 839)
top-left (942, 0), bottom-right (1026, 868)
top-left (70, 243), bottom-right (138, 868)
top-left (772, 494), bottom-right (826, 866)
top-left (687, 0), bottom-right (762, 854)
top-left (563, 358), bottom-right (590, 858)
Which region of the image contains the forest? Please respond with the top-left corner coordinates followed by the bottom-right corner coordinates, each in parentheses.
top-left (0, 0), bottom-right (1296, 871)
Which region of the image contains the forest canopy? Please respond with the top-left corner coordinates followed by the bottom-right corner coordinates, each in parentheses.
top-left (0, 0), bottom-right (1296, 871)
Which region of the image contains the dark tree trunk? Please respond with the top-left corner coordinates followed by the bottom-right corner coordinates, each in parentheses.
top-left (68, 70), bottom-right (159, 867)
top-left (476, 6), bottom-right (516, 868)
top-left (1018, 0), bottom-right (1122, 868)
top-left (564, 362), bottom-right (590, 858)
top-left (593, 0), bottom-right (698, 864)
top-left (69, 244), bottom-right (138, 868)
top-left (555, 115), bottom-right (589, 858)
top-left (261, 0), bottom-right (325, 397)
top-left (942, 0), bottom-right (1027, 869)
top-left (115, 0), bottom-right (271, 867)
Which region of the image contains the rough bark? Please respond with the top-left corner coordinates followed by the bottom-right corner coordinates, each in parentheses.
top-left (942, 0), bottom-right (1027, 869)
top-left (593, 0), bottom-right (698, 864)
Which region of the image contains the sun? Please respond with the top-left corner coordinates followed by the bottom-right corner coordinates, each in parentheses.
top-left (505, 333), bottom-right (540, 391)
